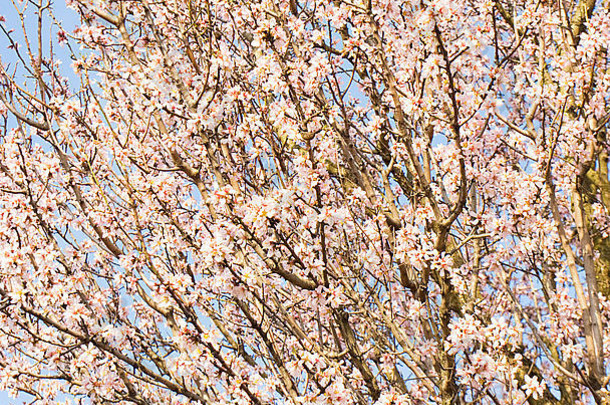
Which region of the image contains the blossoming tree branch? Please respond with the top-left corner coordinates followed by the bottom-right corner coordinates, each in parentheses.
top-left (0, 0), bottom-right (609, 404)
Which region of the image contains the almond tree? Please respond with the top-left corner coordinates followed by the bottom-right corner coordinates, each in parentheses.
top-left (0, 0), bottom-right (609, 404)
